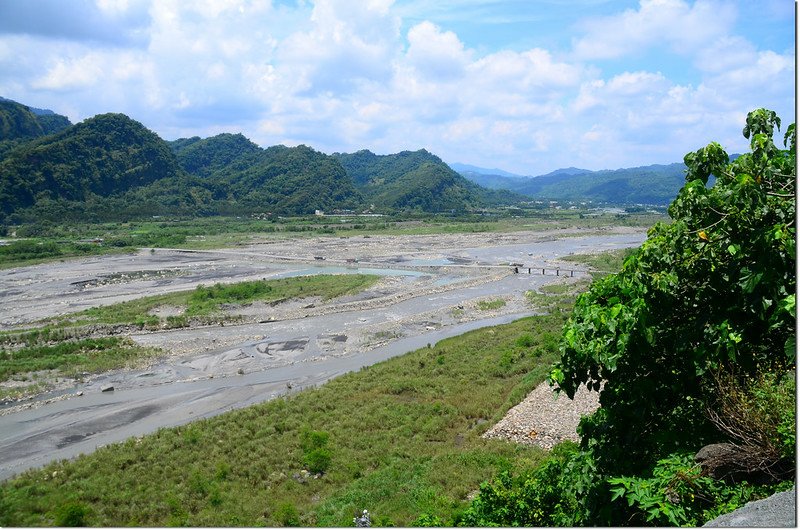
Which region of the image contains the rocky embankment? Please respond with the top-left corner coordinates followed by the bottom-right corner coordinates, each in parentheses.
top-left (482, 380), bottom-right (600, 449)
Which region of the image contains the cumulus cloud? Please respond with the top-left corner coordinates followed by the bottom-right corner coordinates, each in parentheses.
top-left (571, 0), bottom-right (737, 60)
top-left (0, 0), bottom-right (793, 175)
top-left (277, 0), bottom-right (401, 95)
top-left (405, 21), bottom-right (470, 80)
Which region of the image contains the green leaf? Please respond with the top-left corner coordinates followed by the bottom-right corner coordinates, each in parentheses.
top-left (784, 336), bottom-right (796, 360)
top-left (779, 294), bottom-right (796, 318)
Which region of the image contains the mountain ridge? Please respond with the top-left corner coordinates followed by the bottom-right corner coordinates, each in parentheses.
top-left (0, 99), bottom-right (518, 222)
top-left (335, 149), bottom-right (525, 211)
top-left (454, 161), bottom-right (688, 205)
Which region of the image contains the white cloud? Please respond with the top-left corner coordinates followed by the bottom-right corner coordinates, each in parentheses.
top-left (405, 21), bottom-right (470, 80)
top-left (276, 0), bottom-right (401, 95)
top-left (572, 0), bottom-right (736, 60)
top-left (33, 52), bottom-right (106, 91)
top-left (0, 0), bottom-right (793, 175)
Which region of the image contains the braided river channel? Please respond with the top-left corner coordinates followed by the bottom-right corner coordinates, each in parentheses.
top-left (0, 227), bottom-right (645, 480)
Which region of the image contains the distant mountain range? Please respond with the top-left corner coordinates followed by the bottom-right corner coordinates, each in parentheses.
top-left (0, 98), bottom-right (523, 223)
top-left (447, 162), bottom-right (524, 179)
top-left (450, 162), bottom-right (688, 205)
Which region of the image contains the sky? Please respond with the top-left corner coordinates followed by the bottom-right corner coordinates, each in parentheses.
top-left (0, 0), bottom-right (794, 176)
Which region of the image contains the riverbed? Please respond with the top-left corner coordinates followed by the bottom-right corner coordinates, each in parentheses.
top-left (0, 227), bottom-right (645, 481)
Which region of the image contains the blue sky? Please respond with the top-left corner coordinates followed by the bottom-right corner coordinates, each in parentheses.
top-left (0, 0), bottom-right (794, 175)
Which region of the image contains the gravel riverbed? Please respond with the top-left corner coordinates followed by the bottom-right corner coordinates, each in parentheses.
top-left (0, 227), bottom-right (645, 480)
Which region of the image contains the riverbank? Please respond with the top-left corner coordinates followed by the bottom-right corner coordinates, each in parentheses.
top-left (0, 315), bottom-right (564, 526)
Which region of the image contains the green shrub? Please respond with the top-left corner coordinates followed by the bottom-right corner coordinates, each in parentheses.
top-left (275, 502), bottom-right (301, 527)
top-left (411, 513), bottom-right (444, 526)
top-left (301, 429), bottom-right (332, 474)
top-left (54, 502), bottom-right (90, 527)
top-left (515, 333), bottom-right (535, 348)
top-left (305, 448), bottom-right (332, 474)
top-left (608, 453), bottom-right (793, 526)
top-left (457, 441), bottom-right (590, 527)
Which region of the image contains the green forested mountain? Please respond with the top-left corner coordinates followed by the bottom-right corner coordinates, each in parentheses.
top-left (170, 134), bottom-right (363, 214)
top-left (0, 101), bottom-right (46, 140)
top-left (515, 163), bottom-right (686, 204)
top-left (455, 170), bottom-right (524, 190)
top-left (0, 113), bottom-right (189, 220)
top-left (170, 133), bottom-right (263, 178)
top-left (335, 149), bottom-right (523, 211)
top-left (0, 100), bottom-right (520, 223)
top-left (0, 98), bottom-right (72, 156)
top-left (456, 162), bottom-right (687, 205)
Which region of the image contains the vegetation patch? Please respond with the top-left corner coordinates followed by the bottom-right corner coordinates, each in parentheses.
top-left (525, 279), bottom-right (589, 315)
top-left (562, 247), bottom-right (637, 278)
top-left (475, 299), bottom-right (506, 311)
top-left (0, 337), bottom-right (160, 382)
top-left (45, 274), bottom-right (380, 329)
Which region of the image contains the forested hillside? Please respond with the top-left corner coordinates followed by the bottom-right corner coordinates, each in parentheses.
top-left (335, 149), bottom-right (523, 212)
top-left (0, 99), bottom-right (518, 223)
top-left (0, 113), bottom-right (189, 221)
top-left (170, 133), bottom-right (264, 178)
top-left (170, 134), bottom-right (363, 214)
top-left (0, 98), bottom-right (71, 156)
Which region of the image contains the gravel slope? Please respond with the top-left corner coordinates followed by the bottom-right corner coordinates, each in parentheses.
top-left (483, 381), bottom-right (600, 449)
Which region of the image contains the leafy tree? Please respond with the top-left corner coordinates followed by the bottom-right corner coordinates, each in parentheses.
top-left (550, 108), bottom-right (795, 477)
top-left (459, 109), bottom-right (795, 527)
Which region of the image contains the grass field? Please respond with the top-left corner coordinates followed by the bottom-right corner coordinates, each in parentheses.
top-left (0, 312), bottom-right (569, 527)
